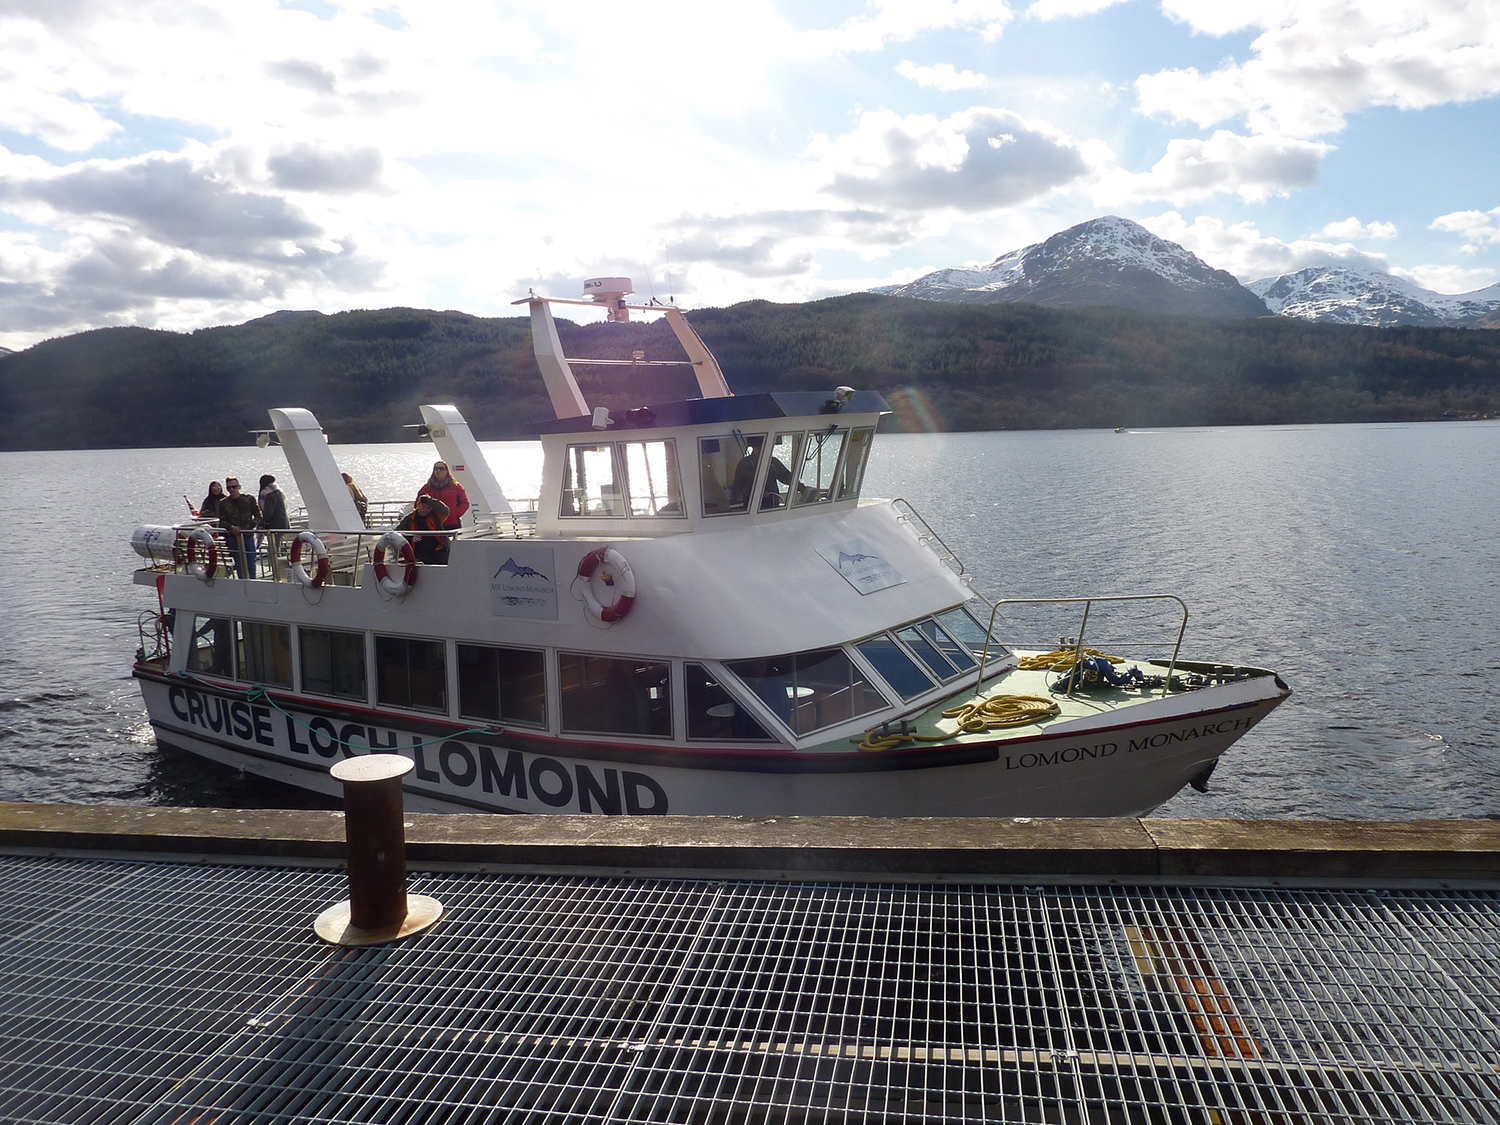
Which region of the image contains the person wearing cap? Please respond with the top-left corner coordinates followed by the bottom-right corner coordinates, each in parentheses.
top-left (416, 461), bottom-right (468, 530)
top-left (396, 494), bottom-right (450, 565)
top-left (217, 477), bottom-right (263, 578)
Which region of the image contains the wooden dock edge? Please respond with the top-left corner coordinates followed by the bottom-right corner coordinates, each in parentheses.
top-left (1, 804), bottom-right (1498, 882)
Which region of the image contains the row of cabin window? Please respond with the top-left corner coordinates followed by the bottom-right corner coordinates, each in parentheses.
top-left (184, 604), bottom-right (990, 742)
top-left (185, 617), bottom-right (773, 740)
top-left (560, 428), bottom-right (875, 520)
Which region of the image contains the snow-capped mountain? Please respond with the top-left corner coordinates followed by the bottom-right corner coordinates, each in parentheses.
top-left (1247, 265), bottom-right (1500, 328)
top-left (878, 216), bottom-right (1270, 319)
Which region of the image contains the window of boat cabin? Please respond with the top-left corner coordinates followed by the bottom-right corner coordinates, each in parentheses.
top-left (935, 606), bottom-right (993, 660)
top-left (236, 621), bottom-right (292, 688)
top-left (699, 433), bottom-right (766, 516)
top-left (623, 440), bottom-right (685, 517)
top-left (560, 443), bottom-right (626, 517)
top-left (792, 427), bottom-right (847, 507)
top-left (457, 643), bottom-right (546, 727)
top-left (375, 635), bottom-right (447, 713)
top-left (854, 634), bottom-right (936, 701)
top-left (725, 648), bottom-right (886, 737)
top-left (836, 428), bottom-right (875, 501)
top-left (685, 663), bottom-right (775, 741)
top-left (760, 432), bottom-right (802, 510)
top-left (186, 614), bottom-right (233, 677)
top-left (299, 627), bottom-right (367, 701)
top-left (895, 617), bottom-right (978, 681)
top-left (558, 653), bottom-right (671, 737)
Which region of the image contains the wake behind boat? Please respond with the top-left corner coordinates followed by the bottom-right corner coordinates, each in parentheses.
top-left (129, 280), bottom-right (1289, 816)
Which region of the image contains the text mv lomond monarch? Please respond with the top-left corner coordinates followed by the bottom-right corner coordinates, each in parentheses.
top-left (129, 279), bottom-right (1290, 815)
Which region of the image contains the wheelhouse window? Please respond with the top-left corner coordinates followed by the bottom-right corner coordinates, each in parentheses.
top-left (457, 643), bottom-right (546, 727)
top-left (896, 618), bottom-right (978, 681)
top-left (761, 432), bottom-right (801, 510)
top-left (685, 663), bottom-right (775, 742)
top-left (186, 614), bottom-right (233, 677)
top-left (836, 427), bottom-right (875, 501)
top-left (726, 648), bottom-right (886, 737)
top-left (375, 635), bottom-right (447, 712)
top-left (560, 443), bottom-right (626, 517)
top-left (935, 606), bottom-right (993, 660)
top-left (792, 427), bottom-right (847, 507)
top-left (300, 627), bottom-right (367, 701)
top-left (236, 621), bottom-right (291, 687)
top-left (855, 635), bottom-right (936, 701)
top-left (699, 433), bottom-right (766, 516)
top-left (623, 440), bottom-right (685, 517)
top-left (559, 653), bottom-right (671, 738)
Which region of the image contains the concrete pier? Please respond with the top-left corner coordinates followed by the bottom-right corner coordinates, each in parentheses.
top-left (2, 802), bottom-right (1498, 882)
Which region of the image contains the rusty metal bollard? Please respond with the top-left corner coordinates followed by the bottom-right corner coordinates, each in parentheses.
top-left (314, 754), bottom-right (443, 945)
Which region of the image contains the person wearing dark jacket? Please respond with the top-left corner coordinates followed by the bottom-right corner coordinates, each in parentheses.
top-left (217, 477), bottom-right (263, 578)
top-left (416, 461), bottom-right (469, 529)
top-left (259, 474), bottom-right (290, 580)
top-left (198, 480), bottom-right (224, 519)
top-left (397, 495), bottom-right (450, 564)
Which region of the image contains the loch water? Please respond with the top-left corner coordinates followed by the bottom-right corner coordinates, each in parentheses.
top-left (1, 421), bottom-right (1496, 819)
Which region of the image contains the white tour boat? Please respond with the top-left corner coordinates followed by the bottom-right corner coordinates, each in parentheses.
top-left (130, 280), bottom-right (1290, 816)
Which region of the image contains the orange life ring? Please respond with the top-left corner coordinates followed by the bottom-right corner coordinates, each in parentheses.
top-left (289, 531), bottom-right (330, 588)
top-left (577, 546), bottom-right (635, 623)
top-left (373, 531), bottom-right (418, 595)
top-left (185, 527), bottom-right (217, 582)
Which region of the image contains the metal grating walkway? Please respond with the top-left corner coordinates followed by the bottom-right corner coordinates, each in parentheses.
top-left (0, 854), bottom-right (1496, 1123)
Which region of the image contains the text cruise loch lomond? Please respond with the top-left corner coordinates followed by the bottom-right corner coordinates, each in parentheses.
top-left (130, 279), bottom-right (1290, 816)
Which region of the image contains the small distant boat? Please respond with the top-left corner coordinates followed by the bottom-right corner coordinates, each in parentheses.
top-left (129, 279), bottom-right (1289, 816)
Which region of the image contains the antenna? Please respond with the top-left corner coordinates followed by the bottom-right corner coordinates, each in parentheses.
top-left (665, 243), bottom-right (675, 304)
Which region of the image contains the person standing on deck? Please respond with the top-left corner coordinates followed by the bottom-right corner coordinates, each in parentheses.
top-left (217, 477), bottom-right (263, 578)
top-left (417, 461), bottom-right (468, 530)
top-left (259, 474), bottom-right (289, 579)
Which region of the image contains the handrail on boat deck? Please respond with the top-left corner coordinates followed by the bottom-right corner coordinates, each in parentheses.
top-left (891, 498), bottom-right (966, 576)
top-left (977, 594), bottom-right (1190, 699)
top-left (153, 506), bottom-right (541, 583)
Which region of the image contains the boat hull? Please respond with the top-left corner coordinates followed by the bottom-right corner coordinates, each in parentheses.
top-left (136, 669), bottom-right (1288, 817)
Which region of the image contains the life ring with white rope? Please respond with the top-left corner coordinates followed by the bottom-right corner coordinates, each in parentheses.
top-left (373, 530), bottom-right (418, 596)
top-left (288, 531), bottom-right (330, 588)
top-left (185, 527), bottom-right (217, 582)
top-left (577, 546), bottom-right (636, 624)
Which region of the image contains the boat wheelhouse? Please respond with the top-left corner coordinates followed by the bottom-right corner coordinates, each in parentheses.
top-left (130, 281), bottom-right (1289, 816)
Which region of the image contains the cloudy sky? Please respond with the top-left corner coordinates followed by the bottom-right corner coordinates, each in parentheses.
top-left (2, 0), bottom-right (1499, 350)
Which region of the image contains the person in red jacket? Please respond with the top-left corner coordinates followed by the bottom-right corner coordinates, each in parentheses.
top-left (416, 461), bottom-right (469, 530)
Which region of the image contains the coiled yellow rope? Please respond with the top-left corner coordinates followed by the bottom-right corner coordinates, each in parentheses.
top-left (1016, 647), bottom-right (1125, 670)
top-left (854, 693), bottom-right (1061, 752)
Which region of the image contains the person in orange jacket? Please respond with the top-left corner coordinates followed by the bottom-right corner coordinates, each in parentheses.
top-left (416, 461), bottom-right (468, 530)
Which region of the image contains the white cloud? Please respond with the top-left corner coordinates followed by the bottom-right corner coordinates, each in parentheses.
top-left (1430, 206), bottom-right (1500, 248)
top-left (896, 60), bottom-right (988, 90)
top-left (1139, 2), bottom-right (1500, 139)
top-left (811, 107), bottom-right (1091, 213)
top-left (1027, 0), bottom-right (1128, 20)
top-left (1316, 216), bottom-right (1397, 241)
top-left (802, 0), bottom-right (1014, 54)
top-left (1141, 210), bottom-right (1387, 279)
top-left (1098, 130), bottom-right (1327, 205)
top-left (1391, 263), bottom-right (1498, 294)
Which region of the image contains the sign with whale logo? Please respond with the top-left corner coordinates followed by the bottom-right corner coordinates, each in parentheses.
top-left (489, 545), bottom-right (559, 619)
top-left (817, 538), bottom-right (905, 594)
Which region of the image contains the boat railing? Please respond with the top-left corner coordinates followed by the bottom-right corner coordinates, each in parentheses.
top-left (148, 509), bottom-right (542, 585)
top-left (891, 498), bottom-right (966, 576)
top-left (978, 594), bottom-right (1189, 698)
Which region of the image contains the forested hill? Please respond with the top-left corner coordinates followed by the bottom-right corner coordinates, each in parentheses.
top-left (2, 295), bottom-right (1498, 450)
